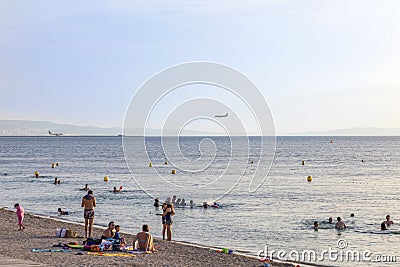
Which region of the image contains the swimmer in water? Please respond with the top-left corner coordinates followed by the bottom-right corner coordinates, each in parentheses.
top-left (381, 222), bottom-right (388, 230)
top-left (189, 200), bottom-right (194, 208)
top-left (154, 198), bottom-right (160, 207)
top-left (328, 217), bottom-right (333, 224)
top-left (350, 213), bottom-right (354, 217)
top-left (335, 217), bottom-right (347, 230)
top-left (54, 177), bottom-right (58, 184)
top-left (112, 186), bottom-right (122, 193)
top-left (313, 221), bottom-right (319, 231)
top-left (58, 208), bottom-right (69, 215)
top-left (384, 215), bottom-right (394, 226)
top-left (203, 202), bottom-right (208, 208)
top-left (80, 184), bottom-right (89, 191)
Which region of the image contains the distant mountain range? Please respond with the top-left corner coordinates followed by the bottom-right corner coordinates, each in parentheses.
top-left (0, 120), bottom-right (399, 136)
top-left (0, 120), bottom-right (217, 136)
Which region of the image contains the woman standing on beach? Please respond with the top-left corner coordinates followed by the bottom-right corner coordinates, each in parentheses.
top-left (14, 203), bottom-right (25, 230)
top-left (157, 203), bottom-right (175, 240)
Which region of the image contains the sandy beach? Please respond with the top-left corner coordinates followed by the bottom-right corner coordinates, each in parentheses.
top-left (0, 208), bottom-right (295, 267)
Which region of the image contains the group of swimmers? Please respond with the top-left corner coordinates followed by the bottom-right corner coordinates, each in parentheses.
top-left (313, 214), bottom-right (395, 231)
top-left (314, 216), bottom-right (347, 231)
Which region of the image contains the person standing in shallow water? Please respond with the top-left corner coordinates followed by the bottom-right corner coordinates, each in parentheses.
top-left (81, 190), bottom-right (96, 238)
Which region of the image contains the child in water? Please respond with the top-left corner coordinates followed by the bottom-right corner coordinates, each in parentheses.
top-left (14, 203), bottom-right (25, 230)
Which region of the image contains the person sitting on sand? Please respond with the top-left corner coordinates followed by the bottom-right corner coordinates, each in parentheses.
top-left (80, 184), bottom-right (89, 191)
top-left (328, 217), bottom-right (333, 224)
top-left (335, 217), bottom-right (347, 230)
top-left (58, 208), bottom-right (69, 215)
top-left (114, 225), bottom-right (126, 245)
top-left (133, 224), bottom-right (154, 252)
top-left (384, 215), bottom-right (394, 226)
top-left (101, 221), bottom-right (115, 239)
top-left (313, 221), bottom-right (319, 231)
top-left (381, 222), bottom-right (388, 230)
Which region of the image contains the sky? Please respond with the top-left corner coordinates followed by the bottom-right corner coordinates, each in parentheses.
top-left (0, 0), bottom-right (399, 135)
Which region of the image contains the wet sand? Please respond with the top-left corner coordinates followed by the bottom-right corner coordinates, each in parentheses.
top-left (0, 208), bottom-right (295, 267)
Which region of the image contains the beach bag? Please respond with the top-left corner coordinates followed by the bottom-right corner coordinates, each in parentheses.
top-left (84, 238), bottom-right (102, 246)
top-left (65, 229), bottom-right (78, 238)
top-left (56, 228), bottom-right (67, 238)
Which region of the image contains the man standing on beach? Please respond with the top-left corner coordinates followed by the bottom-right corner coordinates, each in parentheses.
top-left (81, 190), bottom-right (96, 238)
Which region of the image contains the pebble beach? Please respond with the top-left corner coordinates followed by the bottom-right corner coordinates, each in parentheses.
top-left (0, 208), bottom-right (295, 267)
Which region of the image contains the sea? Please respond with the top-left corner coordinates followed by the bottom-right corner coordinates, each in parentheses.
top-left (0, 136), bottom-right (399, 266)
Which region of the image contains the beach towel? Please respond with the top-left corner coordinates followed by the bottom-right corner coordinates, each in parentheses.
top-left (87, 252), bottom-right (136, 257)
top-left (32, 248), bottom-right (70, 253)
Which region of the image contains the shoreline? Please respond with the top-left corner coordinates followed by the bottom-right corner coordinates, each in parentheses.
top-left (0, 208), bottom-right (298, 267)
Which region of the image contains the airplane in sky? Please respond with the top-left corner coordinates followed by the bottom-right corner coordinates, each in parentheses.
top-left (214, 113), bottom-right (228, 118)
top-left (48, 131), bottom-right (63, 136)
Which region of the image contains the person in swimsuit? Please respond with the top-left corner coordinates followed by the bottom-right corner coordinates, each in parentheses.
top-left (132, 224), bottom-right (154, 252)
top-left (81, 190), bottom-right (96, 238)
top-left (313, 221), bottom-right (319, 231)
top-left (101, 221), bottom-right (115, 239)
top-left (80, 184), bottom-right (89, 191)
top-left (335, 217), bottom-right (347, 230)
top-left (157, 203), bottom-right (167, 240)
top-left (381, 222), bottom-right (388, 230)
top-left (154, 198), bottom-right (160, 207)
top-left (58, 208), bottom-right (69, 215)
top-left (384, 215), bottom-right (394, 226)
top-left (160, 203), bottom-right (175, 241)
top-left (14, 203), bottom-right (25, 230)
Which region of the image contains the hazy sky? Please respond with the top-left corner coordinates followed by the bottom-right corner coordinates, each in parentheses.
top-left (1, 0), bottom-right (399, 134)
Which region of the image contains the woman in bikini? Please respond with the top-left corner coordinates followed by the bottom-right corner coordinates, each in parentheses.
top-left (132, 224), bottom-right (154, 252)
top-left (101, 221), bottom-right (115, 239)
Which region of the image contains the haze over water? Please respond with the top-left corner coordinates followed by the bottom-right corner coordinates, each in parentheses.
top-left (0, 136), bottom-right (399, 266)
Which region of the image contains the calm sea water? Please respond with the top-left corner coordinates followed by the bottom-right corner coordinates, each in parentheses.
top-left (0, 136), bottom-right (399, 266)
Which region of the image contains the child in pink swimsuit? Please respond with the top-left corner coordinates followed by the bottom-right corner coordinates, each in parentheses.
top-left (14, 203), bottom-right (25, 230)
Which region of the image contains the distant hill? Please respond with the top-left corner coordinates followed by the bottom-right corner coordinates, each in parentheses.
top-left (0, 120), bottom-right (218, 136)
top-left (286, 127), bottom-right (400, 136)
top-left (0, 120), bottom-right (121, 136)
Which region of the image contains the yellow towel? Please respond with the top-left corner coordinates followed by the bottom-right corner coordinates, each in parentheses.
top-left (87, 252), bottom-right (136, 257)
